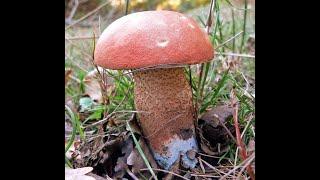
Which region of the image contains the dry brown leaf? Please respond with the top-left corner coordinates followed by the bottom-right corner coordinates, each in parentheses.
top-left (199, 142), bottom-right (218, 156)
top-left (126, 114), bottom-right (142, 135)
top-left (65, 167), bottom-right (95, 180)
top-left (114, 137), bottom-right (134, 178)
top-left (198, 105), bottom-right (235, 155)
top-left (83, 69), bottom-right (103, 103)
top-left (127, 138), bottom-right (158, 178)
top-left (87, 173), bottom-right (111, 180)
top-left (65, 98), bottom-right (77, 114)
top-left (65, 68), bottom-right (72, 86)
top-left (200, 105), bottom-right (233, 127)
top-left (247, 139), bottom-right (255, 154)
top-left (83, 68), bottom-right (114, 104)
top-left (66, 139), bottom-right (81, 160)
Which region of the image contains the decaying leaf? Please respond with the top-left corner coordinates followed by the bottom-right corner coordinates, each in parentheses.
top-left (127, 138), bottom-right (158, 178)
top-left (74, 132), bottom-right (133, 179)
top-left (125, 114), bottom-right (142, 135)
top-left (87, 173), bottom-right (111, 180)
top-left (247, 139), bottom-right (255, 155)
top-left (113, 136), bottom-right (134, 178)
top-left (198, 105), bottom-right (235, 155)
top-left (65, 98), bottom-right (77, 114)
top-left (83, 68), bottom-right (103, 103)
top-left (65, 167), bottom-right (95, 180)
top-left (66, 139), bottom-right (81, 160)
top-left (200, 105), bottom-right (233, 127)
top-left (246, 34), bottom-right (255, 55)
top-left (65, 68), bottom-right (72, 86)
top-left (83, 68), bottom-right (114, 104)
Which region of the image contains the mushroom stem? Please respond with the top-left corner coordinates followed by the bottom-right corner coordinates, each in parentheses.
top-left (133, 67), bottom-right (198, 170)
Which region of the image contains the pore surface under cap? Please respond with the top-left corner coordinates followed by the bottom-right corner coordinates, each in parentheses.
top-left (94, 10), bottom-right (214, 69)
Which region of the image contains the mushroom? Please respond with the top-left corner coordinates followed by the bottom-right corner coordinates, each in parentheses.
top-left (94, 11), bottom-right (214, 170)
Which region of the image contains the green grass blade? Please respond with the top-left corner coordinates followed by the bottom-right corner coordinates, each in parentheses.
top-left (200, 70), bottom-right (229, 113)
top-left (126, 121), bottom-right (158, 180)
top-left (240, 0), bottom-right (248, 53)
top-left (65, 105), bottom-right (77, 153)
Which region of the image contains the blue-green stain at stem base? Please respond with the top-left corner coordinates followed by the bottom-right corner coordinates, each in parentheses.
top-left (153, 136), bottom-right (198, 170)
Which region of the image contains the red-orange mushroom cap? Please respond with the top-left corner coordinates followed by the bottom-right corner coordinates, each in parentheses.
top-left (94, 10), bottom-right (214, 70)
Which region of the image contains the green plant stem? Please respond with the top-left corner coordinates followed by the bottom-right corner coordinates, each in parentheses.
top-left (65, 155), bottom-right (73, 168)
top-left (200, 69), bottom-right (229, 113)
top-left (125, 0), bottom-right (130, 15)
top-left (232, 8), bottom-right (236, 52)
top-left (240, 0), bottom-right (248, 53)
top-left (126, 121), bottom-right (158, 180)
top-left (65, 105), bottom-right (77, 153)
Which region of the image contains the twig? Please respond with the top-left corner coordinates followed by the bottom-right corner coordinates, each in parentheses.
top-left (240, 71), bottom-right (250, 92)
top-left (240, 0), bottom-right (248, 53)
top-left (198, 157), bottom-right (206, 174)
top-left (205, 0), bottom-right (215, 33)
top-left (215, 31), bottom-right (243, 49)
top-left (65, 38), bottom-right (95, 61)
top-left (196, 0), bottom-right (216, 116)
top-left (233, 147), bottom-right (239, 178)
top-left (140, 168), bottom-right (188, 180)
top-left (65, 36), bottom-right (99, 40)
top-left (199, 158), bottom-right (226, 176)
top-left (215, 115), bottom-right (237, 144)
top-left (219, 153), bottom-right (255, 180)
top-left (241, 114), bottom-right (254, 139)
top-left (65, 0), bottom-right (79, 24)
top-left (128, 122), bottom-right (158, 180)
top-left (197, 152), bottom-right (229, 160)
top-left (237, 153), bottom-right (255, 179)
top-left (231, 89), bottom-right (255, 180)
top-left (126, 167), bottom-right (139, 180)
top-left (91, 32), bottom-right (110, 110)
top-left (215, 52), bottom-right (254, 58)
top-left (84, 110), bottom-right (142, 129)
top-left (65, 54), bottom-right (89, 73)
top-left (65, 1), bottom-right (110, 30)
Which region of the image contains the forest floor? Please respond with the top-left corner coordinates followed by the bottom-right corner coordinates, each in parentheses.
top-left (65, 1), bottom-right (255, 179)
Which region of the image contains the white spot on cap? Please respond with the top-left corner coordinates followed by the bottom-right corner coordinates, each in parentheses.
top-left (188, 23), bottom-right (195, 29)
top-left (179, 16), bottom-right (188, 20)
top-left (157, 39), bottom-right (169, 47)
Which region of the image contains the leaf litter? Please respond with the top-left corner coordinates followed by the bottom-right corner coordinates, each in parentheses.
top-left (66, 101), bottom-right (254, 179)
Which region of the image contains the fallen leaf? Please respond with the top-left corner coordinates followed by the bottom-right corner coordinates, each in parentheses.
top-left (127, 138), bottom-right (158, 178)
top-left (114, 137), bottom-right (133, 178)
top-left (125, 114), bottom-right (142, 135)
top-left (83, 68), bottom-right (114, 104)
top-left (247, 139), bottom-right (255, 154)
top-left (198, 105), bottom-right (235, 155)
top-left (87, 172), bottom-right (111, 180)
top-left (65, 68), bottom-right (72, 86)
top-left (246, 34), bottom-right (255, 55)
top-left (65, 98), bottom-right (77, 114)
top-left (66, 139), bottom-right (81, 160)
top-left (65, 167), bottom-right (95, 180)
top-left (200, 105), bottom-right (233, 127)
top-left (83, 68), bottom-right (103, 104)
